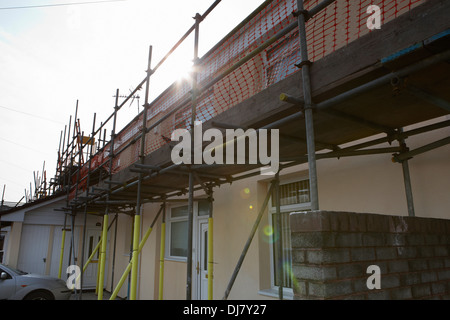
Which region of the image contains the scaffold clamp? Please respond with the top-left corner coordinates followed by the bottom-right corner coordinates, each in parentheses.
top-left (295, 60), bottom-right (312, 69)
top-left (292, 9), bottom-right (308, 18)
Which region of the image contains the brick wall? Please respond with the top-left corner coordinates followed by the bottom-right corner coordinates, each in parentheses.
top-left (290, 211), bottom-right (450, 300)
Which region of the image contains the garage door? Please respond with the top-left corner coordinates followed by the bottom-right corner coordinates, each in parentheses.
top-left (17, 224), bottom-right (51, 275)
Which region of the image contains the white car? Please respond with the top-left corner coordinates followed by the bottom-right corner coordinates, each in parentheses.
top-left (0, 263), bottom-right (72, 300)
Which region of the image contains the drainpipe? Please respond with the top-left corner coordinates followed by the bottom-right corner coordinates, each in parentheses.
top-left (296, 0), bottom-right (319, 210)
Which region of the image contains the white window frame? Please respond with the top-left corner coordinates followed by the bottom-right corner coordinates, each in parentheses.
top-left (266, 176), bottom-right (311, 298)
top-left (165, 203), bottom-right (191, 262)
top-left (165, 200), bottom-right (210, 262)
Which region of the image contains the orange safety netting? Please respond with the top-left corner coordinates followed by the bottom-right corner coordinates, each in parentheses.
top-left (70, 0), bottom-right (426, 199)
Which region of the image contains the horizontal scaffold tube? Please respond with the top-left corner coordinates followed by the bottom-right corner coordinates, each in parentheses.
top-left (271, 50), bottom-right (450, 132)
top-left (316, 49), bottom-right (450, 111)
top-left (393, 136), bottom-right (450, 162)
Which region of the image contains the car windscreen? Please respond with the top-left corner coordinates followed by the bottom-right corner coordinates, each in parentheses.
top-left (0, 264), bottom-right (28, 275)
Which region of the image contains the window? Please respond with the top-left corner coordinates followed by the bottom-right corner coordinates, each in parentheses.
top-left (167, 205), bottom-right (189, 260)
top-left (272, 179), bottom-right (311, 208)
top-left (88, 234), bottom-right (101, 260)
top-left (166, 200), bottom-right (211, 261)
top-left (269, 179), bottom-right (311, 291)
top-left (197, 200), bottom-right (210, 217)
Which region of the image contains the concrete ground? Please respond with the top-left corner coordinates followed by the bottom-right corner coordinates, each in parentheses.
top-left (69, 290), bottom-right (121, 300)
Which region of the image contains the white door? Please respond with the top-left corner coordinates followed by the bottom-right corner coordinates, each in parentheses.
top-left (83, 228), bottom-right (104, 289)
top-left (196, 220), bottom-right (209, 300)
top-left (18, 225), bottom-right (51, 275)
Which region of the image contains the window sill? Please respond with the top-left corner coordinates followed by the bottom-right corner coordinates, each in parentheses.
top-left (258, 288), bottom-right (294, 300)
top-left (164, 257), bottom-right (187, 263)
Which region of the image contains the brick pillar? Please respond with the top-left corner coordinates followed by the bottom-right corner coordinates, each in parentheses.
top-left (290, 211), bottom-right (450, 300)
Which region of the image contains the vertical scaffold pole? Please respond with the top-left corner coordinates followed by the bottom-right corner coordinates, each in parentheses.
top-left (69, 102), bottom-right (80, 297)
top-left (60, 124), bottom-right (67, 187)
top-left (57, 124), bottom-right (69, 279)
top-left (58, 214), bottom-right (67, 279)
top-left (397, 129), bottom-right (416, 217)
top-left (296, 0), bottom-right (319, 210)
top-left (130, 45), bottom-right (153, 300)
top-left (207, 187), bottom-right (214, 300)
top-left (55, 130), bottom-right (63, 194)
top-left (69, 211), bottom-right (77, 295)
top-left (274, 172), bottom-right (283, 300)
top-left (187, 174), bottom-right (194, 300)
top-left (59, 113), bottom-right (72, 280)
top-left (158, 202), bottom-right (166, 300)
top-left (98, 211), bottom-right (109, 300)
top-left (79, 112), bottom-right (96, 300)
top-left (98, 90), bottom-right (119, 300)
top-left (187, 12), bottom-right (202, 301)
top-left (111, 212), bottom-right (118, 293)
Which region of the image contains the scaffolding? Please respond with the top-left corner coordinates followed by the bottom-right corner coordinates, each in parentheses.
top-left (27, 0), bottom-right (450, 300)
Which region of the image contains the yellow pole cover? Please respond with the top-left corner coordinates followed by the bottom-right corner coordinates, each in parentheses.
top-left (110, 224), bottom-right (153, 300)
top-left (98, 214), bottom-right (109, 300)
top-left (58, 229), bottom-right (66, 279)
top-left (130, 215), bottom-right (141, 300)
top-left (158, 222), bottom-right (166, 300)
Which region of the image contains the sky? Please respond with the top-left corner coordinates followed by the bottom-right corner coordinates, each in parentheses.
top-left (0, 0), bottom-right (266, 204)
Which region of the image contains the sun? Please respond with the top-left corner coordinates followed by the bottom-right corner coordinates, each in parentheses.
top-left (148, 45), bottom-right (197, 100)
top-left (156, 54), bottom-right (194, 88)
top-left (176, 60), bottom-right (195, 83)
top-left (171, 41), bottom-right (197, 83)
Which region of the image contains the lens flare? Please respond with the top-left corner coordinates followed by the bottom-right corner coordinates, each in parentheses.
top-left (240, 187), bottom-right (251, 199)
top-left (263, 225), bottom-right (273, 236)
top-left (282, 261), bottom-right (299, 291)
top-left (262, 225), bottom-right (280, 244)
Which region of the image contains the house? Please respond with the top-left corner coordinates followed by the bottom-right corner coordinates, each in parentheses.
top-left (0, 194), bottom-right (108, 289)
top-left (1, 0), bottom-right (449, 300)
